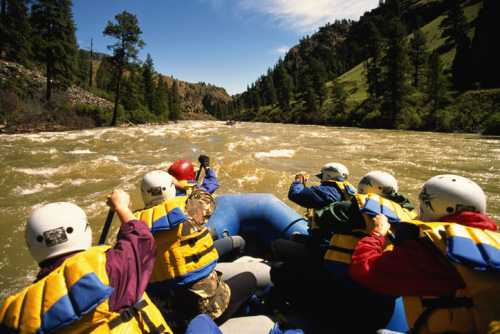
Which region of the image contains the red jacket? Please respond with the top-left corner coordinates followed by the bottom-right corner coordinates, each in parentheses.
top-left (349, 212), bottom-right (497, 297)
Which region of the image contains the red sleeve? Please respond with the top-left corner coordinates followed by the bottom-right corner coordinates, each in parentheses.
top-left (349, 233), bottom-right (465, 296)
top-left (105, 219), bottom-right (156, 311)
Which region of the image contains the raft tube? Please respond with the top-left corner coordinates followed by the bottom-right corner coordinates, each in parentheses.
top-left (207, 193), bottom-right (309, 244)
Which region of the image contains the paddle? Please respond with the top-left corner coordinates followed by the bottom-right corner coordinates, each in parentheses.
top-left (196, 154), bottom-right (209, 183)
top-left (98, 209), bottom-right (115, 245)
top-left (195, 164), bottom-right (203, 183)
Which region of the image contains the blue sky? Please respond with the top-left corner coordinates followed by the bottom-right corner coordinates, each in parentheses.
top-left (73, 0), bottom-right (379, 95)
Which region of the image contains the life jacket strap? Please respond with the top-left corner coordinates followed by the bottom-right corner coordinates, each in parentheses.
top-left (339, 230), bottom-right (368, 238)
top-left (412, 296), bottom-right (474, 333)
top-left (326, 245), bottom-right (354, 254)
top-left (108, 299), bottom-right (166, 333)
top-left (180, 228), bottom-right (210, 247)
top-left (184, 245), bottom-right (215, 264)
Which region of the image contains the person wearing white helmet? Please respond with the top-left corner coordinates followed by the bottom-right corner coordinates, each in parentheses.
top-left (289, 162), bottom-right (356, 210)
top-left (358, 170), bottom-right (414, 210)
top-left (350, 175), bottom-right (499, 334)
top-left (135, 171), bottom-right (258, 333)
top-left (284, 162), bottom-right (357, 255)
top-left (0, 190), bottom-right (172, 333)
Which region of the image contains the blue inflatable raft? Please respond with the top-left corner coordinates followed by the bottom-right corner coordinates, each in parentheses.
top-left (207, 193), bottom-right (309, 244)
top-left (207, 193), bottom-right (409, 333)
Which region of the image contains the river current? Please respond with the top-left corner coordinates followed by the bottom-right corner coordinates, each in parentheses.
top-left (0, 121), bottom-right (498, 298)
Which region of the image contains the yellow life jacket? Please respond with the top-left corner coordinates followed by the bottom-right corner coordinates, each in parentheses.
top-left (325, 180), bottom-right (357, 201)
top-left (177, 180), bottom-right (197, 196)
top-left (403, 221), bottom-right (500, 334)
top-left (0, 246), bottom-right (172, 334)
top-left (324, 193), bottom-right (417, 265)
top-left (135, 197), bottom-right (219, 285)
top-left (135, 196), bottom-right (188, 232)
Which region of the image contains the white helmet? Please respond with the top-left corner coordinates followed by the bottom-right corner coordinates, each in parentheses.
top-left (141, 170), bottom-right (176, 207)
top-left (25, 202), bottom-right (92, 264)
top-left (316, 163), bottom-right (349, 182)
top-left (419, 174), bottom-right (486, 221)
top-left (358, 171), bottom-right (398, 196)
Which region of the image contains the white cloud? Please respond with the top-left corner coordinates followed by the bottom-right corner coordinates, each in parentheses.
top-left (273, 46), bottom-right (289, 55)
top-left (239, 0), bottom-right (379, 32)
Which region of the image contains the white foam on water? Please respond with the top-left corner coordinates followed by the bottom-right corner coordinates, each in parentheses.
top-left (13, 167), bottom-right (63, 176)
top-left (13, 182), bottom-right (61, 195)
top-left (69, 178), bottom-right (103, 186)
top-left (30, 148), bottom-right (58, 155)
top-left (236, 175), bottom-right (260, 187)
top-left (85, 202), bottom-right (109, 219)
top-left (227, 143), bottom-right (238, 152)
top-left (67, 149), bottom-right (96, 155)
top-left (102, 155), bottom-right (119, 162)
top-left (254, 149), bottom-right (296, 159)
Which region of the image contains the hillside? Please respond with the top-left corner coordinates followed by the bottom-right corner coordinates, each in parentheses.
top-left (227, 0), bottom-right (499, 134)
top-left (91, 56), bottom-right (231, 117)
top-left (337, 0), bottom-right (483, 109)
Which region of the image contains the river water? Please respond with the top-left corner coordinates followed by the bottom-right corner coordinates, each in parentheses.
top-left (0, 121), bottom-right (499, 298)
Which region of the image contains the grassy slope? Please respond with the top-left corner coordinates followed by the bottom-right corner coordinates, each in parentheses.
top-left (334, 1), bottom-right (482, 108)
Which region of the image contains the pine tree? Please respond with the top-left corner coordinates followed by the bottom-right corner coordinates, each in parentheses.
top-left (452, 40), bottom-right (472, 91)
top-left (309, 57), bottom-right (327, 106)
top-left (264, 72), bottom-right (278, 106)
top-left (0, 1), bottom-right (5, 57)
top-left (152, 76), bottom-right (169, 120)
top-left (274, 64), bottom-right (293, 112)
top-left (75, 49), bottom-right (90, 87)
top-left (1, 0), bottom-right (30, 63)
top-left (169, 80), bottom-right (181, 120)
top-left (409, 28), bottom-right (428, 89)
top-left (470, 0), bottom-right (500, 88)
top-left (142, 54), bottom-right (155, 112)
top-left (427, 52), bottom-right (449, 112)
top-left (365, 21), bottom-right (384, 100)
top-left (88, 38), bottom-right (94, 88)
top-left (31, 0), bottom-right (78, 101)
top-left (103, 11), bottom-right (145, 126)
top-left (381, 18), bottom-right (411, 127)
top-left (440, 1), bottom-right (469, 51)
top-left (121, 70), bottom-right (144, 112)
top-left (252, 88), bottom-right (261, 113)
top-left (440, 1), bottom-right (472, 90)
top-left (95, 56), bottom-right (115, 92)
top-left (332, 82), bottom-right (348, 117)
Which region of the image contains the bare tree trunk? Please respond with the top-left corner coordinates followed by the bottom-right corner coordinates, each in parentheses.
top-left (111, 66), bottom-right (122, 126)
top-left (46, 60), bottom-right (52, 102)
top-left (88, 38), bottom-right (93, 88)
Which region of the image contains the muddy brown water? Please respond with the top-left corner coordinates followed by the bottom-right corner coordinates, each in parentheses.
top-left (0, 121), bottom-right (498, 299)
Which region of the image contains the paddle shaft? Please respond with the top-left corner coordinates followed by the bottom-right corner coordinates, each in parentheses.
top-left (195, 164), bottom-right (203, 183)
top-left (98, 209), bottom-right (115, 245)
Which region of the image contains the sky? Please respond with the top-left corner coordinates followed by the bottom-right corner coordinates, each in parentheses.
top-left (73, 0), bottom-right (379, 95)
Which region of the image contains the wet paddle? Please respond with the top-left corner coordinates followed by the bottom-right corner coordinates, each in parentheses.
top-left (98, 209), bottom-right (115, 245)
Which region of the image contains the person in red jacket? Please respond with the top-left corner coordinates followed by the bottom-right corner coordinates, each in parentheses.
top-left (349, 174), bottom-right (498, 333)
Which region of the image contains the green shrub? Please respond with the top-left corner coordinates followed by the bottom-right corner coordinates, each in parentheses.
top-left (127, 107), bottom-right (157, 124)
top-left (483, 112), bottom-right (500, 136)
top-left (395, 106), bottom-right (423, 130)
top-left (74, 104), bottom-right (112, 126)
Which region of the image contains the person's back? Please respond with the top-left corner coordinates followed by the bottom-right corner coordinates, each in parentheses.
top-left (0, 190), bottom-right (171, 333)
top-left (349, 174), bottom-right (500, 334)
top-left (135, 170), bottom-right (257, 332)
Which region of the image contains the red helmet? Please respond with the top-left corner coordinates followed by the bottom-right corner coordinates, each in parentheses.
top-left (168, 159), bottom-right (195, 181)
